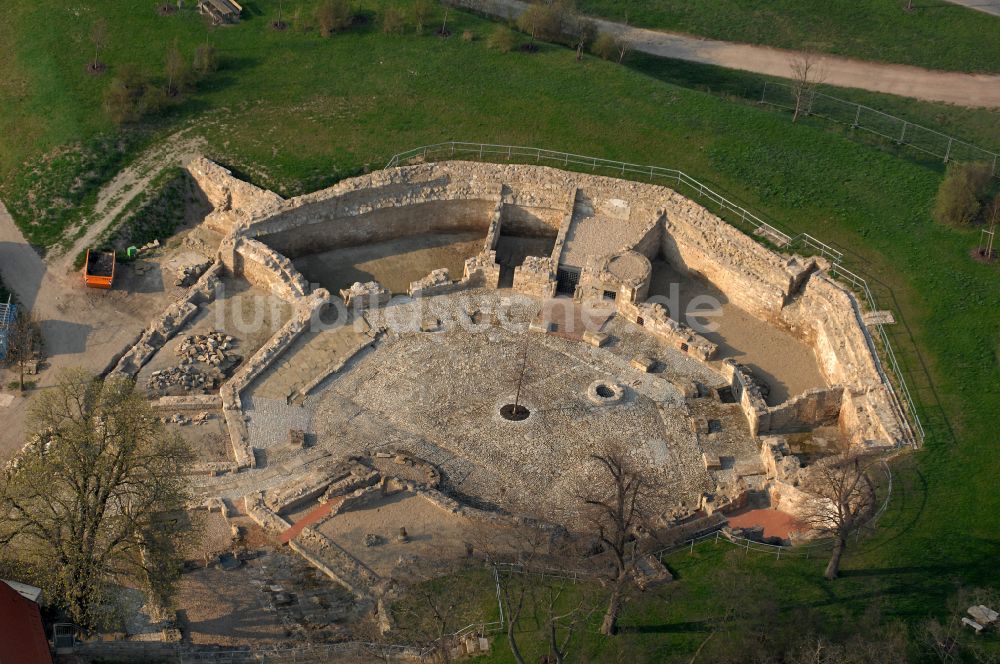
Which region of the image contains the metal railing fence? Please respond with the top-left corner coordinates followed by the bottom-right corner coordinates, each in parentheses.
top-left (760, 81), bottom-right (1000, 177)
top-left (385, 142), bottom-right (923, 446)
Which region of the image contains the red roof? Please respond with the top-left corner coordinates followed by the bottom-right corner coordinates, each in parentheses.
top-left (0, 580), bottom-right (52, 664)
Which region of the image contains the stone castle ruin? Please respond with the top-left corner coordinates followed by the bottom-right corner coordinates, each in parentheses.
top-left (100, 156), bottom-right (910, 607)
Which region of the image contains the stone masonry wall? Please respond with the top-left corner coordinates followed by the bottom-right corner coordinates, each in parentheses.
top-left (255, 199), bottom-right (495, 258)
top-left (234, 238), bottom-right (310, 302)
top-left (188, 158), bottom-right (907, 447)
top-left (760, 386), bottom-right (845, 434)
top-left (186, 157), bottom-right (283, 235)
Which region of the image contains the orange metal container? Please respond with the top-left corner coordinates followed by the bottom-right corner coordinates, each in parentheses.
top-left (84, 249), bottom-right (115, 289)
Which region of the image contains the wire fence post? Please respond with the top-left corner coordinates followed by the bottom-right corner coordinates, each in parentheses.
top-left (852, 104), bottom-right (861, 128)
top-left (760, 81), bottom-right (767, 103)
top-left (899, 122), bottom-right (907, 144)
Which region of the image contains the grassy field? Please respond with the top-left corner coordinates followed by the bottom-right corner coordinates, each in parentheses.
top-left (577, 0), bottom-right (1000, 74)
top-left (2, 0), bottom-right (999, 658)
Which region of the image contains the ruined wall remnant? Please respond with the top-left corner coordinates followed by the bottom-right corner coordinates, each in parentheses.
top-left (186, 157), bottom-right (283, 235)
top-left (576, 250), bottom-right (652, 304)
top-left (178, 157), bottom-right (909, 450)
top-left (618, 299), bottom-right (717, 361)
top-left (512, 256), bottom-right (557, 298)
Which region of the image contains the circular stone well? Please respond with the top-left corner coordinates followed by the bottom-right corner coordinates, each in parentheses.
top-left (587, 380), bottom-right (625, 405)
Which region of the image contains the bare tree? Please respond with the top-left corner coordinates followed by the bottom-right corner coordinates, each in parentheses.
top-left (979, 195), bottom-right (999, 259)
top-left (571, 16), bottom-right (597, 61)
top-left (578, 441), bottom-right (654, 635)
top-left (517, 4), bottom-right (560, 47)
top-left (0, 369), bottom-right (194, 630)
top-left (4, 308), bottom-right (39, 392)
top-left (90, 18), bottom-right (109, 73)
top-left (789, 53), bottom-right (827, 123)
top-left (316, 0), bottom-right (351, 37)
top-left (393, 563), bottom-right (484, 664)
top-left (413, 0), bottom-right (433, 34)
top-left (471, 519), bottom-right (594, 664)
top-left (798, 452), bottom-right (882, 580)
top-left (164, 40), bottom-right (187, 96)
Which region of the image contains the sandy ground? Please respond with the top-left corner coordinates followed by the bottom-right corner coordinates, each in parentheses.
top-left (0, 203), bottom-right (196, 461)
top-left (316, 491), bottom-right (476, 577)
top-left (726, 507), bottom-right (803, 540)
top-left (293, 233), bottom-right (485, 295)
top-left (175, 546), bottom-right (356, 645)
top-left (648, 260), bottom-right (826, 405)
top-left (165, 416), bottom-right (232, 464)
top-left (480, 0), bottom-right (1000, 107)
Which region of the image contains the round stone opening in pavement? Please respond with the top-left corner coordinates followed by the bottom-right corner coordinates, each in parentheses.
top-left (500, 403), bottom-right (531, 421)
top-left (587, 379), bottom-right (625, 405)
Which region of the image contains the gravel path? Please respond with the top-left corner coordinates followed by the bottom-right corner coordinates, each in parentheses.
top-left (470, 0), bottom-right (1000, 107)
top-left (943, 0), bottom-right (1000, 17)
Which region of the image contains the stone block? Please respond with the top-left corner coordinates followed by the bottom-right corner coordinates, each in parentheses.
top-left (702, 453), bottom-right (723, 471)
top-left (582, 330), bottom-right (610, 347)
top-left (630, 355), bottom-right (656, 372)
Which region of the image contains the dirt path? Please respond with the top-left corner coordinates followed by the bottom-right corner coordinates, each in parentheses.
top-left (0, 130), bottom-right (202, 461)
top-left (53, 132), bottom-right (206, 273)
top-left (471, 0), bottom-right (1000, 107)
top-left (944, 0), bottom-right (1000, 17)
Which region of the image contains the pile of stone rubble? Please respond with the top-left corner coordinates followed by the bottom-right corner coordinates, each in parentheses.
top-left (177, 332), bottom-right (236, 367)
top-left (147, 365), bottom-right (218, 393)
top-left (159, 411), bottom-right (216, 426)
top-left (146, 333), bottom-right (241, 395)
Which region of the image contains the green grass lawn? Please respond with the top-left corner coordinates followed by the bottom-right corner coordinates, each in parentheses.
top-left (2, 0), bottom-right (999, 658)
top-left (577, 0), bottom-right (1000, 74)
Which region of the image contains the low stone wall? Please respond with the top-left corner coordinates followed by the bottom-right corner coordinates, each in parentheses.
top-left (783, 274), bottom-right (882, 389)
top-left (759, 386), bottom-right (844, 434)
top-left (618, 299), bottom-right (716, 361)
top-left (152, 394), bottom-right (223, 411)
top-left (234, 237), bottom-right (309, 302)
top-left (549, 187), bottom-right (577, 263)
top-left (484, 197), bottom-right (504, 251)
top-left (661, 196), bottom-right (811, 321)
top-left (110, 261), bottom-right (224, 378)
top-left (186, 157), bottom-right (284, 235)
top-left (839, 386), bottom-right (906, 448)
top-left (463, 250), bottom-right (502, 289)
top-left (294, 332), bottom-right (379, 400)
top-left (244, 491), bottom-right (293, 536)
top-left (512, 256), bottom-right (557, 298)
top-left (290, 527), bottom-right (380, 598)
top-left (219, 289), bottom-right (330, 468)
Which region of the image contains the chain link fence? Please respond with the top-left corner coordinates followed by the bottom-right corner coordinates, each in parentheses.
top-left (386, 142), bottom-right (924, 446)
top-left (760, 81), bottom-right (1000, 176)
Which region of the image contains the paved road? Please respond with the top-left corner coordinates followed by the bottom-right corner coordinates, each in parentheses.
top-left (944, 0), bottom-right (1000, 17)
top-left (466, 0), bottom-right (1000, 107)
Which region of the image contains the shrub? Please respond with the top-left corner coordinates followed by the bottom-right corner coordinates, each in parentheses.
top-left (933, 162), bottom-right (994, 226)
top-left (193, 44), bottom-right (219, 76)
top-left (412, 0), bottom-right (433, 34)
top-left (381, 6), bottom-right (405, 35)
top-left (316, 0), bottom-right (351, 37)
top-left (487, 25), bottom-right (516, 53)
top-left (592, 32), bottom-right (617, 60)
top-left (103, 67), bottom-right (164, 125)
top-left (461, 29), bottom-right (474, 43)
top-left (517, 4), bottom-right (561, 43)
